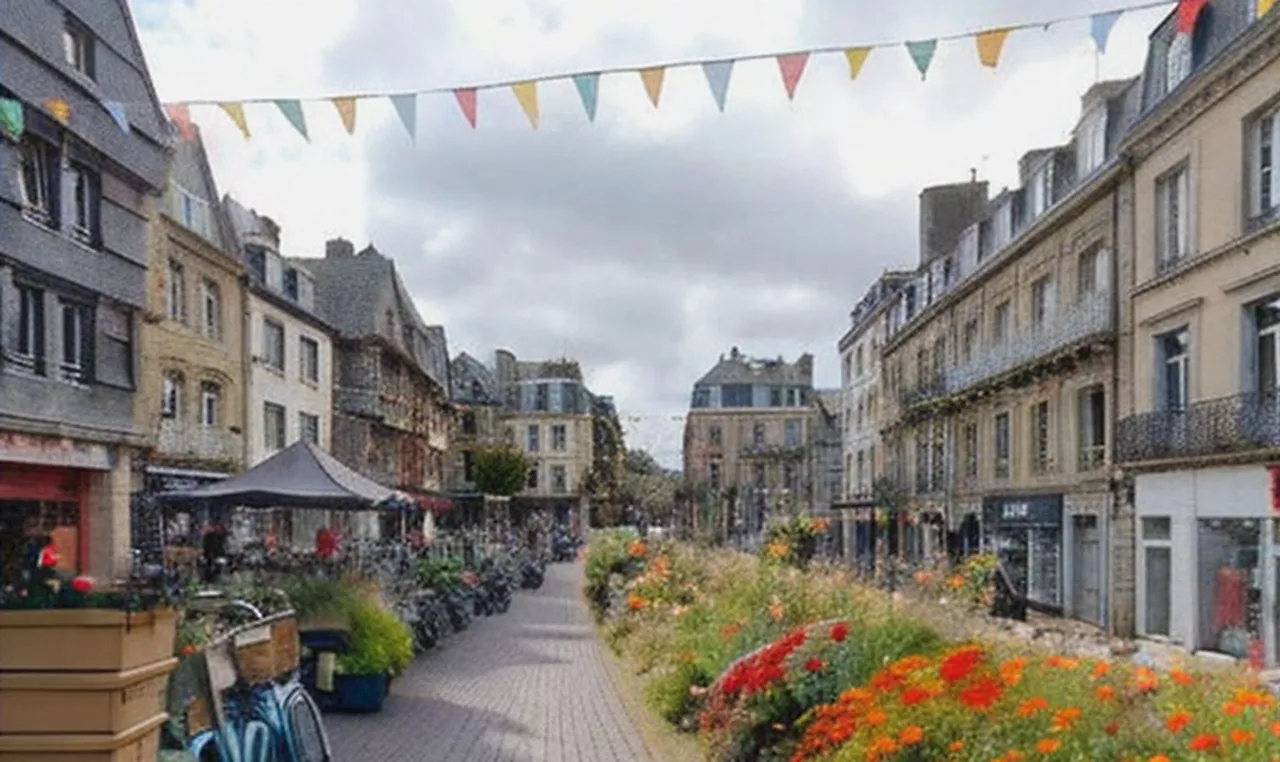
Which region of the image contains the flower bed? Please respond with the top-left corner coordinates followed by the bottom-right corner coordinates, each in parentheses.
top-left (587, 530), bottom-right (1280, 761)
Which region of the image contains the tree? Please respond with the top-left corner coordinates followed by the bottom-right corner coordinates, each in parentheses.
top-left (871, 475), bottom-right (910, 591)
top-left (616, 448), bottom-right (680, 528)
top-left (471, 445), bottom-right (532, 496)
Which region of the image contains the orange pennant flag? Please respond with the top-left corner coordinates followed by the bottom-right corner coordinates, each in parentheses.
top-left (332, 97), bottom-right (357, 134)
top-left (844, 48), bottom-right (871, 80)
top-left (1262, 0), bottom-right (1277, 15)
top-left (164, 103), bottom-right (196, 141)
top-left (511, 81), bottom-right (539, 129)
top-left (975, 28), bottom-right (1012, 69)
top-left (217, 102), bottom-right (250, 139)
top-left (44, 98), bottom-right (71, 126)
top-left (639, 67), bottom-right (665, 108)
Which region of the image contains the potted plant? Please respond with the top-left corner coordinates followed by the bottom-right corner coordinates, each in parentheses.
top-left (332, 597), bottom-right (413, 713)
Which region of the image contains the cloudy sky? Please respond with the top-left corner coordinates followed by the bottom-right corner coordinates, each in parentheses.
top-left (128, 0), bottom-right (1168, 467)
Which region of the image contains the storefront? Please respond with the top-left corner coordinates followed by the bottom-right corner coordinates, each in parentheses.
top-left (983, 494), bottom-right (1065, 612)
top-left (134, 466), bottom-right (232, 562)
top-left (1135, 464), bottom-right (1277, 667)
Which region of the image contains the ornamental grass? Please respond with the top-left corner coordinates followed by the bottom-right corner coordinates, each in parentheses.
top-left (585, 530), bottom-right (1280, 762)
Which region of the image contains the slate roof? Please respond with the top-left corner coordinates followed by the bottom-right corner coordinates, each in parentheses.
top-left (450, 352), bottom-right (500, 404)
top-left (167, 127), bottom-right (237, 259)
top-left (695, 349), bottom-right (814, 387)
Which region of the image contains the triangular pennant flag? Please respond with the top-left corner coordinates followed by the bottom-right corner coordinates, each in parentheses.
top-left (103, 101), bottom-right (129, 133)
top-left (511, 81), bottom-right (539, 129)
top-left (164, 103), bottom-right (195, 140)
top-left (905, 40), bottom-right (938, 80)
top-left (639, 67), bottom-right (665, 108)
top-left (975, 28), bottom-right (1011, 69)
top-left (1260, 0), bottom-right (1276, 16)
top-left (331, 96), bottom-right (357, 135)
top-left (701, 60), bottom-right (734, 112)
top-left (1177, 0), bottom-right (1208, 33)
top-left (0, 98), bottom-right (24, 141)
top-left (1090, 11), bottom-right (1122, 54)
top-left (217, 102), bottom-right (250, 139)
top-left (390, 94), bottom-right (416, 140)
top-left (274, 100), bottom-right (308, 140)
top-left (572, 73), bottom-right (600, 122)
top-left (44, 98), bottom-right (71, 126)
top-left (454, 88), bottom-right (477, 128)
top-left (776, 53), bottom-right (810, 101)
top-left (844, 47), bottom-right (872, 80)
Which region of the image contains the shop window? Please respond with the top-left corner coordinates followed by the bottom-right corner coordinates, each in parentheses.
top-left (1197, 519), bottom-right (1262, 659)
top-left (0, 500), bottom-right (80, 586)
top-left (1140, 517), bottom-right (1172, 637)
top-left (988, 499), bottom-right (1062, 607)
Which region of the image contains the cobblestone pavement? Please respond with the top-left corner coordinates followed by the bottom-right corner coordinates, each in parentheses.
top-left (324, 562), bottom-right (653, 762)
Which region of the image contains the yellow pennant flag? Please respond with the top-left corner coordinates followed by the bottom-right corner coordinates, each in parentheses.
top-left (639, 67), bottom-right (665, 108)
top-left (844, 48), bottom-right (871, 80)
top-left (44, 98), bottom-right (71, 126)
top-left (975, 28), bottom-right (1012, 69)
top-left (1262, 0), bottom-right (1277, 16)
top-left (511, 81), bottom-right (539, 129)
top-left (332, 97), bottom-right (357, 135)
top-left (217, 102), bottom-right (250, 139)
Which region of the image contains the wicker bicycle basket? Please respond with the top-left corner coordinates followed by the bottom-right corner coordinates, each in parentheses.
top-left (232, 624), bottom-right (277, 685)
top-left (271, 616), bottom-right (300, 676)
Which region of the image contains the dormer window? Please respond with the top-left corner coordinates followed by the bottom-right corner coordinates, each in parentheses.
top-left (1029, 163), bottom-right (1053, 218)
top-left (62, 19), bottom-right (94, 79)
top-left (1076, 107), bottom-right (1108, 177)
top-left (1166, 32), bottom-right (1192, 93)
top-left (283, 267), bottom-right (299, 300)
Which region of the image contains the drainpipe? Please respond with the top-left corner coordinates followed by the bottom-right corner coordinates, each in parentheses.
top-left (1106, 164), bottom-right (1127, 640)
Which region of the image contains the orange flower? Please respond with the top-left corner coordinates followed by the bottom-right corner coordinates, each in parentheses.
top-left (1091, 661), bottom-right (1111, 678)
top-left (1134, 666), bottom-right (1159, 693)
top-left (865, 709), bottom-right (888, 726)
top-left (1229, 728), bottom-right (1255, 745)
top-left (1221, 700), bottom-right (1243, 716)
top-left (899, 725), bottom-right (924, 745)
top-left (900, 686), bottom-right (933, 706)
top-left (628, 540), bottom-right (647, 558)
top-left (957, 675), bottom-right (1004, 710)
top-left (1165, 711), bottom-right (1192, 733)
top-left (1147, 756), bottom-right (1171, 762)
top-left (1036, 738), bottom-right (1062, 754)
top-left (626, 593), bottom-right (646, 611)
top-left (947, 574), bottom-right (966, 590)
top-left (890, 655), bottom-right (931, 676)
top-left (948, 740), bottom-right (965, 752)
top-left (1094, 685), bottom-right (1115, 701)
top-left (999, 657), bottom-right (1027, 687)
top-left (1045, 655), bottom-right (1079, 670)
top-left (1017, 696), bottom-right (1050, 717)
top-left (1105, 722), bottom-right (1119, 736)
top-left (1169, 668), bottom-right (1193, 686)
top-left (1050, 706), bottom-right (1082, 732)
top-left (867, 735), bottom-right (898, 755)
top-left (768, 596), bottom-right (785, 622)
top-left (1270, 719), bottom-right (1280, 738)
top-left (1188, 733), bottom-right (1219, 752)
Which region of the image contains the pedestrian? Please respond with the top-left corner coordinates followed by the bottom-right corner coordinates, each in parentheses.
top-left (315, 525), bottom-right (337, 560)
top-left (200, 522), bottom-right (227, 583)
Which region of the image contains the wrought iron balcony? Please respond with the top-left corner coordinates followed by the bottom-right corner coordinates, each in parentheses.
top-left (898, 374), bottom-right (949, 407)
top-left (740, 442), bottom-right (807, 459)
top-left (1116, 391), bottom-right (1280, 464)
top-left (156, 420), bottom-right (242, 466)
top-left (946, 287), bottom-right (1113, 395)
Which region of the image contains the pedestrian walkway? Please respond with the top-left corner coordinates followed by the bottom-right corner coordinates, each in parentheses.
top-left (324, 562), bottom-right (653, 762)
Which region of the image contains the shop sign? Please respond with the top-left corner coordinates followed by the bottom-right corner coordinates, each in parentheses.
top-left (983, 494), bottom-right (1064, 527)
top-left (0, 432), bottom-right (111, 470)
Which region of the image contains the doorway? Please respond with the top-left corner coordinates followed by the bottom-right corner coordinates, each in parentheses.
top-left (1071, 514), bottom-right (1103, 624)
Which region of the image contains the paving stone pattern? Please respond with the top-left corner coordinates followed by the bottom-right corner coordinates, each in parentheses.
top-left (324, 562), bottom-right (653, 762)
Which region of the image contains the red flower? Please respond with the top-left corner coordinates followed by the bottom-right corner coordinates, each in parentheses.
top-left (805, 658), bottom-right (826, 673)
top-left (69, 575), bottom-right (94, 594)
top-left (939, 646), bottom-right (985, 683)
top-left (830, 622), bottom-right (850, 643)
top-left (38, 543), bottom-right (60, 569)
top-left (900, 686), bottom-right (933, 706)
top-left (957, 675), bottom-right (1004, 710)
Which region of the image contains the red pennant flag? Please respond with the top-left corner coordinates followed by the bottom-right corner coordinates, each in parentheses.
top-left (454, 88), bottom-right (477, 128)
top-left (776, 53), bottom-right (810, 101)
top-left (1176, 0), bottom-right (1208, 33)
top-left (164, 103), bottom-right (196, 141)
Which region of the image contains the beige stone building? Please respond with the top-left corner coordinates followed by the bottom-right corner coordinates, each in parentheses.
top-left (1116, 1), bottom-right (1280, 664)
top-left (876, 78), bottom-right (1137, 628)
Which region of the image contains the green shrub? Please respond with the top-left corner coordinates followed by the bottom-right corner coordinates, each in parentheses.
top-left (337, 596), bottom-right (414, 677)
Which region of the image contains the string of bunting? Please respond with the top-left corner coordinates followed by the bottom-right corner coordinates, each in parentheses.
top-left (0, 0), bottom-right (1259, 147)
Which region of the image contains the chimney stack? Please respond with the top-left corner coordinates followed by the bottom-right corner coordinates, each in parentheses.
top-left (326, 237), bottom-right (355, 258)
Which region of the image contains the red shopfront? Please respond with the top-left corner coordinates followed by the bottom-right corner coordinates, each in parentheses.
top-left (0, 462), bottom-right (93, 585)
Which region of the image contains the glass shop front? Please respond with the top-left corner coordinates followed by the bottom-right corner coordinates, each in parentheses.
top-left (982, 494), bottom-right (1064, 611)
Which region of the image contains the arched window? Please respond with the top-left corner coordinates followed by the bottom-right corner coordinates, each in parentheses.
top-left (200, 381), bottom-right (221, 427)
top-left (162, 371), bottom-right (183, 419)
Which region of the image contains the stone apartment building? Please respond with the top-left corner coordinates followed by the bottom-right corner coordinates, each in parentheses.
top-left (299, 239), bottom-right (453, 525)
top-left (0, 0), bottom-right (169, 583)
top-left (223, 197), bottom-right (335, 547)
top-left (876, 77), bottom-right (1138, 629)
top-left (1114, 0), bottom-right (1280, 666)
top-left (447, 351), bottom-right (506, 492)
top-left (682, 349), bottom-right (822, 542)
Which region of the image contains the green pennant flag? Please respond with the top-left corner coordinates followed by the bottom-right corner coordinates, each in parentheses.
top-left (0, 98), bottom-right (24, 141)
top-left (906, 39), bottom-right (938, 80)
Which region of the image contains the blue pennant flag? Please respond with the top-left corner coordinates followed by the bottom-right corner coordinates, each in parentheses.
top-left (573, 73), bottom-right (599, 122)
top-left (1091, 11), bottom-right (1122, 54)
top-left (390, 93), bottom-right (416, 141)
top-left (274, 99), bottom-right (308, 141)
top-left (905, 40), bottom-right (938, 80)
top-left (103, 101), bottom-right (129, 133)
top-left (701, 60), bottom-right (734, 112)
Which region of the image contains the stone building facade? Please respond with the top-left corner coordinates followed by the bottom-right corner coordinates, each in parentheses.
top-left (447, 351), bottom-right (506, 492)
top-left (0, 0), bottom-right (169, 583)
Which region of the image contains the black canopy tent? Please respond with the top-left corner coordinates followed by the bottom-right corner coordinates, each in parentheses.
top-left (156, 440), bottom-right (409, 511)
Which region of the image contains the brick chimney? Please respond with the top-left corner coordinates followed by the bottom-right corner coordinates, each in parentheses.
top-left (326, 237), bottom-right (355, 258)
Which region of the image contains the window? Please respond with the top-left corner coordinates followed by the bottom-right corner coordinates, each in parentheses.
top-left (162, 372), bottom-right (182, 418)
top-left (200, 382), bottom-right (220, 427)
top-left (708, 425), bottom-right (722, 446)
top-left (200, 280), bottom-right (221, 340)
top-left (60, 301), bottom-right (92, 383)
top-left (1140, 517), bottom-right (1172, 637)
top-left (13, 285), bottom-right (45, 372)
top-left (1156, 164), bottom-right (1190, 272)
top-left (1076, 108), bottom-right (1108, 176)
top-left (783, 463), bottom-right (796, 493)
top-left (166, 261), bottom-right (185, 322)
top-left (171, 185), bottom-right (213, 239)
top-left (752, 422), bottom-right (766, 447)
top-left (932, 336), bottom-right (946, 379)
top-left (1029, 164), bottom-right (1053, 218)
top-left (963, 421), bottom-right (979, 479)
top-left (994, 411), bottom-right (1011, 478)
top-left (1251, 108), bottom-right (1280, 220)
top-left (856, 398), bottom-right (863, 426)
top-left (551, 424), bottom-right (567, 451)
top-left (752, 463), bottom-right (766, 488)
top-left (962, 319), bottom-right (978, 362)
top-left (914, 431), bottom-right (930, 493)
top-left (1157, 328), bottom-right (1190, 411)
top-left (299, 412), bottom-right (320, 445)
top-left (1031, 401), bottom-right (1051, 474)
top-left (1255, 298), bottom-right (1280, 395)
top-left (785, 419), bottom-right (802, 446)
top-left (461, 411), bottom-right (477, 435)
top-left (95, 305), bottom-right (133, 389)
top-left (855, 346), bottom-right (864, 377)
top-left (535, 383), bottom-right (549, 411)
top-left (462, 450), bottom-right (475, 481)
top-left (298, 336), bottom-right (319, 383)
top-left (856, 450), bottom-right (865, 491)
top-left (283, 268), bottom-right (299, 301)
top-left (1077, 248), bottom-right (1108, 299)
top-left (550, 465), bottom-right (567, 493)
top-left (930, 423), bottom-right (945, 491)
top-left (1197, 519), bottom-right (1262, 657)
top-left (527, 425), bottom-right (540, 452)
top-left (1078, 385), bottom-right (1106, 471)
top-left (708, 461), bottom-right (721, 490)
top-left (526, 465), bottom-right (539, 490)
top-left (263, 403), bottom-right (286, 452)
top-left (67, 164), bottom-right (98, 245)
top-left (842, 354), bottom-right (851, 384)
top-left (993, 201), bottom-right (1013, 249)
top-left (1166, 32), bottom-right (1192, 93)
top-left (1030, 276), bottom-right (1054, 330)
top-left (62, 20), bottom-right (93, 78)
top-left (18, 136), bottom-right (55, 222)
top-left (993, 301), bottom-right (1011, 344)
top-left (262, 319), bottom-right (285, 372)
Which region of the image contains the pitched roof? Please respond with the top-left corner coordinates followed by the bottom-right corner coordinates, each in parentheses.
top-left (696, 349), bottom-right (814, 387)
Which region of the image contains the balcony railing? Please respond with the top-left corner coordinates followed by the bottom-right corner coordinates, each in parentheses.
top-left (945, 287), bottom-right (1113, 395)
top-left (156, 420), bottom-right (242, 466)
top-left (740, 443), bottom-right (806, 459)
top-left (1116, 392), bottom-right (1280, 463)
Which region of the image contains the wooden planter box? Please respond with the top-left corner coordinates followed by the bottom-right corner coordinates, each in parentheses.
top-left (0, 609), bottom-right (177, 673)
top-left (0, 713), bottom-right (165, 762)
top-left (0, 658), bottom-right (177, 735)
